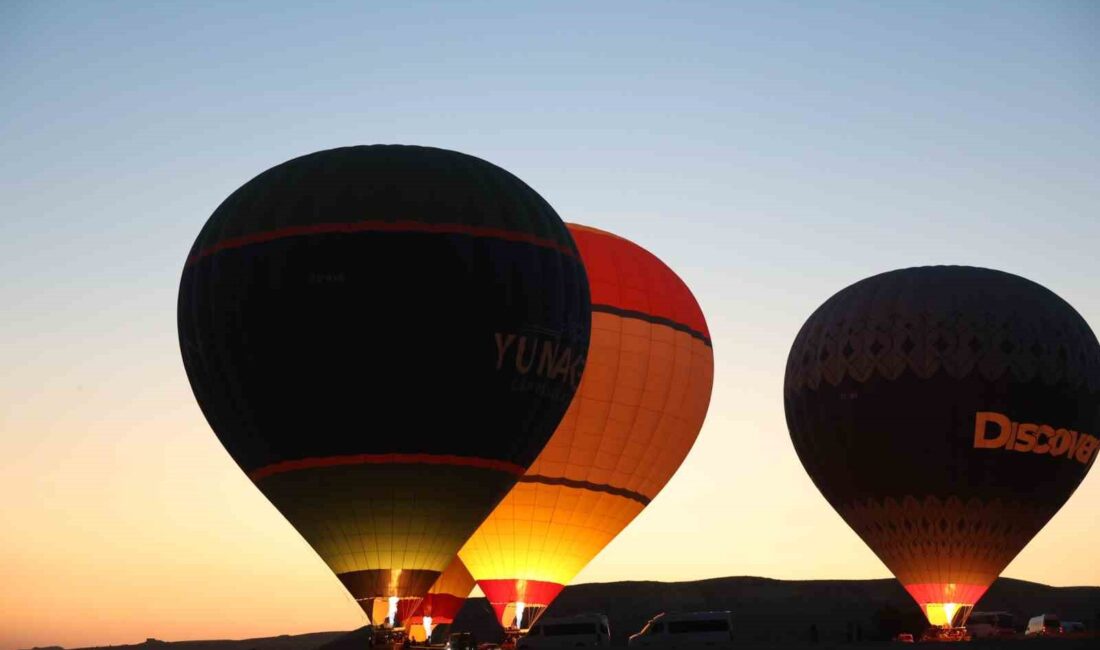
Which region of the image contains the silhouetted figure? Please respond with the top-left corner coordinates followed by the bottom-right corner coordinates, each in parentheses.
top-left (809, 624), bottom-right (819, 645)
top-left (846, 622), bottom-right (854, 643)
top-left (857, 624), bottom-right (863, 642)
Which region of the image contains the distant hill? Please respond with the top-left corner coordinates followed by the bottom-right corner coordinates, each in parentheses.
top-left (30, 632), bottom-right (345, 650)
top-left (23, 576), bottom-right (1100, 650)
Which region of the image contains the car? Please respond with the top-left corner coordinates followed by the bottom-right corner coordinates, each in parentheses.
top-left (517, 614), bottom-right (611, 650)
top-left (1062, 621), bottom-right (1085, 636)
top-left (893, 633), bottom-right (914, 643)
top-left (628, 611), bottom-right (734, 650)
top-left (966, 612), bottom-right (1015, 639)
top-left (1026, 614), bottom-right (1062, 637)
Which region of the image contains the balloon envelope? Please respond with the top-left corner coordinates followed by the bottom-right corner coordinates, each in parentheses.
top-left (178, 145), bottom-right (591, 620)
top-left (460, 223), bottom-right (714, 629)
top-left (784, 266), bottom-right (1100, 627)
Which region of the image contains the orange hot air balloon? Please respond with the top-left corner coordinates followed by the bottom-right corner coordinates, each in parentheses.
top-left (459, 223), bottom-right (715, 630)
top-left (785, 267), bottom-right (1100, 630)
top-left (405, 557), bottom-right (476, 643)
top-left (178, 146), bottom-right (591, 625)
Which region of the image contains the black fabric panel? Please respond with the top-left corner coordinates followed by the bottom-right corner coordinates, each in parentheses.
top-left (784, 266), bottom-right (1100, 509)
top-left (186, 145), bottom-right (575, 255)
top-left (787, 371), bottom-right (1095, 507)
top-left (179, 230), bottom-right (589, 472)
top-left (178, 146), bottom-right (591, 475)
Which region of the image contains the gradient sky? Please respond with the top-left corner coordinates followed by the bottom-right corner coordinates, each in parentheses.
top-left (2, 2), bottom-right (1099, 648)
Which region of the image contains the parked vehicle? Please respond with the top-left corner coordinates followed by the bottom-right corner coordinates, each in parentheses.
top-left (1026, 614), bottom-right (1063, 636)
top-left (628, 611), bottom-right (734, 650)
top-left (893, 632), bottom-right (914, 643)
top-left (966, 611), bottom-right (1015, 639)
top-left (1062, 621), bottom-right (1085, 634)
top-left (517, 614), bottom-right (610, 650)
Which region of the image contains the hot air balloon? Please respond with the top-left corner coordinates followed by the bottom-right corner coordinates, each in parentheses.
top-left (405, 557), bottom-right (477, 643)
top-left (459, 223), bottom-right (714, 630)
top-left (784, 266), bottom-right (1100, 630)
top-left (178, 145), bottom-right (591, 624)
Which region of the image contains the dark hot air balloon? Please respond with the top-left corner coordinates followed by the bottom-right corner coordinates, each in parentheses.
top-left (178, 145), bottom-right (590, 624)
top-left (785, 266), bottom-right (1099, 629)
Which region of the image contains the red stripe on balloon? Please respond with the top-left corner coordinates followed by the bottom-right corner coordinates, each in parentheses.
top-left (903, 582), bottom-right (989, 608)
top-left (249, 453), bottom-right (527, 482)
top-left (478, 578), bottom-right (564, 608)
top-left (186, 220), bottom-right (576, 267)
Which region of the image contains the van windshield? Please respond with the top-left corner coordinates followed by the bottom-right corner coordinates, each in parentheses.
top-left (668, 620), bottom-right (730, 634)
top-left (544, 624), bottom-right (597, 636)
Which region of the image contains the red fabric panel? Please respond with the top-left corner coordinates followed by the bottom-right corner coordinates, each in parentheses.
top-left (568, 224), bottom-right (709, 339)
top-left (903, 582), bottom-right (988, 608)
top-left (249, 453), bottom-right (526, 481)
top-left (478, 578), bottom-right (564, 609)
top-left (397, 597), bottom-right (424, 625)
top-left (408, 593), bottom-right (468, 624)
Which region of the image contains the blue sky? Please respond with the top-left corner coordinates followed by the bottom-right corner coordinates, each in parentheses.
top-left (3, 2), bottom-right (1098, 344)
top-left (2, 2), bottom-right (1099, 647)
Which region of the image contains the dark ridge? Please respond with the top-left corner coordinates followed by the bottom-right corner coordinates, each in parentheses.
top-left (22, 577), bottom-right (1100, 650)
top-left (27, 632), bottom-right (346, 650)
top-left (450, 576), bottom-right (1100, 646)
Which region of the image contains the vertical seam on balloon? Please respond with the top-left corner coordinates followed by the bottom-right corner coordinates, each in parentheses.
top-left (646, 328), bottom-right (689, 499)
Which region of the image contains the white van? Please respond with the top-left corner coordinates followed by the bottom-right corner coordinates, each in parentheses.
top-left (628, 612), bottom-right (734, 650)
top-left (1026, 614), bottom-right (1062, 636)
top-left (517, 614), bottom-right (611, 650)
top-left (966, 611), bottom-right (1015, 639)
